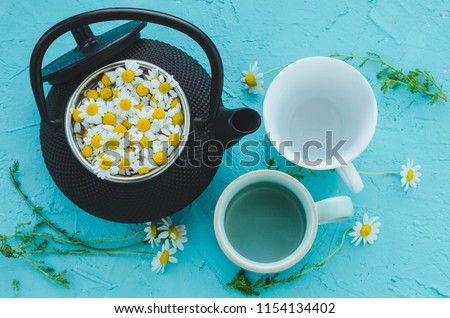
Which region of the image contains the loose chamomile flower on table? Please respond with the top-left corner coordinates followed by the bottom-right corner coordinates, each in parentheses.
top-left (143, 221), bottom-right (161, 248)
top-left (115, 60), bottom-right (143, 86)
top-left (114, 90), bottom-right (138, 120)
top-left (93, 154), bottom-right (120, 179)
top-left (157, 217), bottom-right (188, 251)
top-left (349, 214), bottom-right (381, 247)
top-left (150, 74), bottom-right (179, 103)
top-left (78, 98), bottom-right (105, 124)
top-left (400, 159), bottom-right (422, 192)
top-left (241, 61), bottom-right (265, 95)
top-left (151, 240), bottom-right (178, 274)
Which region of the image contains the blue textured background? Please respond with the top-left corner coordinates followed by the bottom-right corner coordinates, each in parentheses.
top-left (1, 0), bottom-right (449, 297)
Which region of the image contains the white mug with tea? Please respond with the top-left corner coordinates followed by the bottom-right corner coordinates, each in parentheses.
top-left (263, 56), bottom-right (378, 193)
top-left (214, 170), bottom-right (353, 273)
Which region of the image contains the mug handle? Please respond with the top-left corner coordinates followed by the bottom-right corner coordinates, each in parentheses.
top-left (336, 161), bottom-right (364, 193)
top-left (315, 196), bottom-right (353, 224)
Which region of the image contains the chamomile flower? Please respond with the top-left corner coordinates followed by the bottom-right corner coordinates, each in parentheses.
top-left (157, 217), bottom-right (188, 251)
top-left (128, 108), bottom-right (153, 132)
top-left (130, 156), bottom-right (157, 176)
top-left (150, 74), bottom-right (178, 103)
top-left (167, 102), bottom-right (181, 117)
top-left (145, 68), bottom-right (160, 82)
top-left (78, 98), bottom-right (105, 124)
top-left (115, 60), bottom-right (143, 86)
top-left (101, 71), bottom-right (116, 87)
top-left (241, 61), bottom-right (265, 95)
top-left (151, 240), bottom-right (178, 273)
top-left (117, 155), bottom-right (132, 176)
top-left (101, 101), bottom-right (119, 126)
top-left (133, 76), bottom-right (152, 98)
top-left (143, 222), bottom-right (161, 248)
top-left (159, 125), bottom-right (182, 147)
top-left (97, 81), bottom-right (114, 100)
top-left (400, 159), bottom-right (422, 192)
top-left (100, 132), bottom-right (126, 152)
top-left (114, 90), bottom-right (138, 119)
top-left (92, 154), bottom-right (119, 179)
top-left (72, 108), bottom-right (85, 133)
top-left (84, 125), bottom-right (108, 152)
top-left (349, 214), bottom-right (381, 247)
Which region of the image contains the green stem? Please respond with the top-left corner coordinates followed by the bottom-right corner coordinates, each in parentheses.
top-left (258, 227), bottom-right (351, 290)
top-left (8, 166), bottom-right (144, 252)
top-left (263, 63), bottom-right (290, 75)
top-left (358, 171), bottom-right (400, 175)
top-left (7, 230), bottom-right (145, 246)
top-left (30, 249), bottom-right (155, 256)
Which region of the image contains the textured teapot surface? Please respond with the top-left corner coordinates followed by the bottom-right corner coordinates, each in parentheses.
top-left (41, 39), bottom-right (221, 223)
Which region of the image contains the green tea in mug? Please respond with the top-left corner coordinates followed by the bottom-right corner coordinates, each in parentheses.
top-left (224, 182), bottom-right (306, 263)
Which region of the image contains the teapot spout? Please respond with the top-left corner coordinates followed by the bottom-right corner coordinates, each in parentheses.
top-left (212, 107), bottom-right (261, 149)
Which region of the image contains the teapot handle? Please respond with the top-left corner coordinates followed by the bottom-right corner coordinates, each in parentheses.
top-left (30, 8), bottom-right (224, 126)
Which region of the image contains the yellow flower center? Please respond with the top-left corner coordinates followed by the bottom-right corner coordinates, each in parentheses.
top-left (113, 124), bottom-right (127, 136)
top-left (120, 99), bottom-right (132, 111)
top-left (102, 113), bottom-right (116, 125)
top-left (139, 136), bottom-right (152, 149)
top-left (99, 157), bottom-right (112, 170)
top-left (101, 74), bottom-right (112, 86)
top-left (122, 120), bottom-right (132, 130)
top-left (134, 104), bottom-right (144, 111)
top-left (245, 72), bottom-right (257, 87)
top-left (150, 223), bottom-right (157, 237)
top-left (122, 70), bottom-right (135, 83)
top-left (360, 224), bottom-right (372, 237)
top-left (81, 145), bottom-right (93, 158)
top-left (72, 109), bottom-right (83, 123)
top-left (105, 138), bottom-right (120, 151)
top-left (91, 135), bottom-right (103, 148)
top-left (138, 166), bottom-right (151, 175)
top-left (170, 97), bottom-right (180, 109)
top-left (100, 87), bottom-right (113, 100)
top-left (152, 108), bottom-right (165, 120)
top-left (168, 226), bottom-right (180, 241)
top-left (86, 103), bottom-right (99, 116)
top-left (83, 130), bottom-right (88, 139)
top-left (114, 89), bottom-right (121, 98)
top-left (151, 95), bottom-right (158, 103)
top-left (406, 168), bottom-right (414, 183)
top-left (136, 84), bottom-right (149, 96)
top-left (172, 113), bottom-right (184, 126)
top-left (169, 133), bottom-right (181, 146)
top-left (160, 250), bottom-right (170, 265)
top-left (86, 89), bottom-right (99, 100)
top-left (137, 118), bottom-right (151, 132)
top-left (118, 157), bottom-right (130, 170)
top-left (159, 82), bottom-right (170, 94)
top-left (153, 151), bottom-right (167, 165)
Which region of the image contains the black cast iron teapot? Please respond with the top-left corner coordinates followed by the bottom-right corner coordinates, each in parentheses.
top-left (30, 8), bottom-right (261, 223)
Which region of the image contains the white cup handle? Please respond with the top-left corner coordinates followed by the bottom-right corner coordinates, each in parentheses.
top-left (336, 161), bottom-right (364, 193)
top-left (315, 196), bottom-right (354, 225)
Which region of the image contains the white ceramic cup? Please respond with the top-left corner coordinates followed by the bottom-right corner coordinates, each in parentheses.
top-left (214, 170), bottom-right (353, 273)
top-left (263, 56), bottom-right (378, 193)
